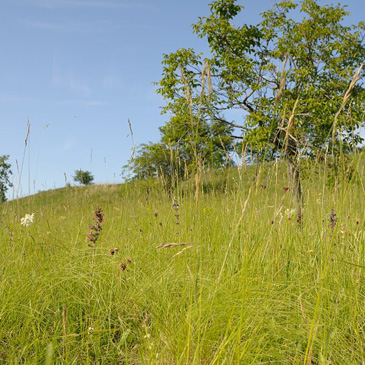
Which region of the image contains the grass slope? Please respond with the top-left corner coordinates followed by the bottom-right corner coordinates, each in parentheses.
top-left (0, 161), bottom-right (364, 364)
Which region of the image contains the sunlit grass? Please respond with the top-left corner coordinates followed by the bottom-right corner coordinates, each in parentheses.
top-left (0, 160), bottom-right (364, 363)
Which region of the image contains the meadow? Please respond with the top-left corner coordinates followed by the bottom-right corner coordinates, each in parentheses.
top-left (0, 158), bottom-right (364, 364)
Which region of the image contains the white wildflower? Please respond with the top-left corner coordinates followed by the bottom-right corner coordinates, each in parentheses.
top-left (20, 213), bottom-right (35, 227)
top-left (285, 208), bottom-right (296, 219)
top-left (88, 327), bottom-right (94, 334)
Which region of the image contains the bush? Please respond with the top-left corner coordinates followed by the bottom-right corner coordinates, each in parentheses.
top-left (73, 169), bottom-right (94, 186)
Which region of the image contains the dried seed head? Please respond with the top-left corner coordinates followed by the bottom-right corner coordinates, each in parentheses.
top-left (109, 248), bottom-right (119, 255)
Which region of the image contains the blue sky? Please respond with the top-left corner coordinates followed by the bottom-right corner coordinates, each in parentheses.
top-left (0, 0), bottom-right (363, 199)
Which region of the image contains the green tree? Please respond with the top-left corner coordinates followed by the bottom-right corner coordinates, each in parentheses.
top-left (126, 115), bottom-right (234, 188)
top-left (73, 170), bottom-right (94, 186)
top-left (157, 0), bottom-right (365, 203)
top-left (127, 48), bottom-right (235, 185)
top-left (0, 155), bottom-right (12, 202)
top-left (126, 142), bottom-right (174, 181)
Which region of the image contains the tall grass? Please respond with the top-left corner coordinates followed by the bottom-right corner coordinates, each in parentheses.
top-left (0, 157), bottom-right (364, 363)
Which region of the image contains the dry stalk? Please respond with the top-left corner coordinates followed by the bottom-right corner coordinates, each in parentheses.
top-left (275, 53), bottom-right (289, 105)
top-left (179, 64), bottom-right (193, 107)
top-left (127, 119), bottom-right (136, 162)
top-left (199, 60), bottom-right (207, 100)
top-left (62, 305), bottom-right (67, 336)
top-left (332, 64), bottom-right (363, 146)
top-left (207, 63), bottom-right (212, 94)
top-left (195, 169), bottom-right (200, 205)
top-left (217, 188), bottom-right (252, 283)
top-left (298, 295), bottom-right (307, 324)
top-left (197, 60), bottom-right (208, 121)
top-left (172, 245), bottom-right (193, 257)
top-left (130, 141), bottom-right (136, 161)
top-left (283, 96), bottom-right (299, 155)
top-left (128, 118), bottom-right (134, 140)
top-left (156, 242), bottom-right (191, 249)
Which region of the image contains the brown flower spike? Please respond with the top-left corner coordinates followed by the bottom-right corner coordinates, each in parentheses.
top-left (87, 206), bottom-right (104, 246)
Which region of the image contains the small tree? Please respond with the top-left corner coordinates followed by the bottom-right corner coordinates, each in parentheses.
top-left (126, 115), bottom-right (234, 188)
top-left (126, 142), bottom-right (175, 181)
top-left (0, 155), bottom-right (12, 202)
top-left (73, 169), bottom-right (94, 186)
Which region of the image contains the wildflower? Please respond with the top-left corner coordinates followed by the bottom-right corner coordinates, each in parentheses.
top-left (88, 327), bottom-right (94, 334)
top-left (261, 185), bottom-right (267, 189)
top-left (21, 213), bottom-right (35, 227)
top-left (283, 187), bottom-right (289, 192)
top-left (109, 248), bottom-right (119, 255)
top-left (173, 201), bottom-right (180, 224)
top-left (285, 208), bottom-right (296, 220)
top-left (87, 206), bottom-right (104, 245)
top-left (329, 209), bottom-right (337, 232)
top-left (119, 258), bottom-right (132, 271)
top-left (154, 211), bottom-right (158, 218)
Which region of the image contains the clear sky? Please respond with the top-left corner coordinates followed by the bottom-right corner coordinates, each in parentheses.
top-left (0, 0), bottom-right (363, 199)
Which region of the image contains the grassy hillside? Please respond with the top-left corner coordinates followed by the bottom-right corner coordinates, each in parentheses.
top-left (1, 159), bottom-right (364, 363)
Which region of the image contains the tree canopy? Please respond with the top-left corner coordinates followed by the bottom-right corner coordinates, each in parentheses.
top-left (73, 170), bottom-right (94, 186)
top-left (154, 0), bottom-right (365, 200)
top-left (128, 0), bottom-right (365, 201)
top-left (127, 116), bottom-right (234, 184)
top-left (0, 155), bottom-right (12, 202)
top-left (161, 1), bottom-right (364, 154)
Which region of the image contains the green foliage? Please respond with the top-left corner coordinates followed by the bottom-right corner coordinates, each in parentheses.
top-left (126, 115), bottom-right (234, 186)
top-left (0, 155), bottom-right (12, 202)
top-left (125, 142), bottom-right (174, 181)
top-left (73, 169), bottom-right (94, 186)
top-left (157, 0), bottom-right (365, 164)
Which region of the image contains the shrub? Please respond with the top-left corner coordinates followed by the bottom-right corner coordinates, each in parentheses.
top-left (73, 169), bottom-right (94, 186)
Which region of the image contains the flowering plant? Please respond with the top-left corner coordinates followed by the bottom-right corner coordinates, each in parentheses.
top-left (285, 209), bottom-right (296, 220)
top-left (21, 213), bottom-right (35, 227)
top-left (87, 206), bottom-right (104, 246)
